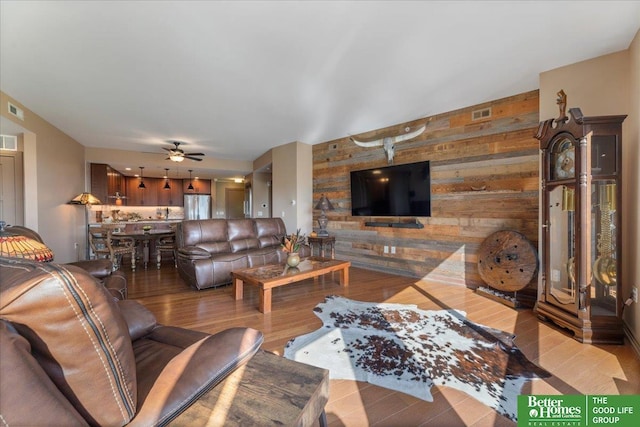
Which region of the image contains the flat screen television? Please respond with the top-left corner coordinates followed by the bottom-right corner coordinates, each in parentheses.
top-left (350, 161), bottom-right (431, 217)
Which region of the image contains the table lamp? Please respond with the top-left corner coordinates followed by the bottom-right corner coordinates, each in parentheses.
top-left (314, 194), bottom-right (335, 237)
top-left (69, 192), bottom-right (102, 259)
top-left (0, 221), bottom-right (54, 262)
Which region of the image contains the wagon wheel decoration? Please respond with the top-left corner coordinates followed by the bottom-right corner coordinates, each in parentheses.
top-left (477, 230), bottom-right (538, 292)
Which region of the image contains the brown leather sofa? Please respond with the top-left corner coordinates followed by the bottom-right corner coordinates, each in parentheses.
top-left (6, 224), bottom-right (128, 299)
top-left (0, 257), bottom-right (263, 426)
top-left (177, 218), bottom-right (310, 290)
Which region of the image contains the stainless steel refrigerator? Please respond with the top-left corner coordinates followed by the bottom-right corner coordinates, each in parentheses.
top-left (184, 195), bottom-right (212, 220)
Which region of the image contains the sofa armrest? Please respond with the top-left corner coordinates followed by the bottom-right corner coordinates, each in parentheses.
top-left (178, 246), bottom-right (212, 260)
top-left (66, 259), bottom-right (113, 278)
top-left (299, 243), bottom-right (311, 258)
top-left (117, 300), bottom-right (158, 340)
top-left (103, 271), bottom-right (128, 300)
top-left (130, 327), bottom-right (264, 426)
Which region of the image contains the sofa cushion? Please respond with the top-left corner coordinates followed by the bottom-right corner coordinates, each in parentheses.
top-left (199, 241), bottom-right (232, 254)
top-left (0, 258), bottom-right (138, 426)
top-left (247, 247), bottom-right (285, 267)
top-left (178, 253), bottom-right (249, 290)
top-left (179, 219), bottom-right (229, 249)
top-left (227, 219), bottom-right (259, 253)
top-left (229, 239), bottom-right (259, 253)
top-left (254, 218), bottom-right (287, 248)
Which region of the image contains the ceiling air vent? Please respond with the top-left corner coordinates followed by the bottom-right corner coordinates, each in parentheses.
top-left (7, 102), bottom-right (24, 121)
top-left (1, 135), bottom-right (18, 151)
top-left (472, 107), bottom-right (491, 121)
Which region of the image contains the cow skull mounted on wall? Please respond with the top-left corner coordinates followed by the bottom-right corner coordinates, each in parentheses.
top-left (350, 124), bottom-right (426, 164)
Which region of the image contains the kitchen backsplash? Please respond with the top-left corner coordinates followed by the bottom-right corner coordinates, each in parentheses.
top-left (89, 205), bottom-right (184, 222)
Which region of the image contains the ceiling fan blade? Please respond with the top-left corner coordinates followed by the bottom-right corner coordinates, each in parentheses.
top-left (184, 152), bottom-right (205, 156)
top-left (162, 147), bottom-right (173, 152)
top-left (185, 156), bottom-right (203, 161)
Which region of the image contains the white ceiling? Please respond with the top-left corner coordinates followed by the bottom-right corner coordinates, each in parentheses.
top-left (1, 1), bottom-right (639, 178)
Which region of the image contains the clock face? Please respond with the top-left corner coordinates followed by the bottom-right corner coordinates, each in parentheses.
top-left (553, 137), bottom-right (575, 180)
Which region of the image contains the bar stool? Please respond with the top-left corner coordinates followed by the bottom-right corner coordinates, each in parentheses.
top-left (156, 226), bottom-right (177, 269)
top-left (89, 226), bottom-right (136, 271)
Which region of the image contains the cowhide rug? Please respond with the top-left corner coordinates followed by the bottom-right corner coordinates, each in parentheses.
top-left (284, 295), bottom-right (549, 421)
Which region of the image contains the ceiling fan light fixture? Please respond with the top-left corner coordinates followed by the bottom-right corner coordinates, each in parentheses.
top-left (164, 141), bottom-right (204, 162)
top-left (108, 191), bottom-right (127, 200)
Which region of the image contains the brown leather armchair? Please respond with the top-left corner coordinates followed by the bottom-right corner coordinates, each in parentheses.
top-left (5, 224), bottom-right (128, 299)
top-left (0, 257), bottom-right (263, 426)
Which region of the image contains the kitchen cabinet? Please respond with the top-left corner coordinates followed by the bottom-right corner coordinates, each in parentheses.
top-left (91, 163), bottom-right (126, 205)
top-left (183, 178), bottom-right (211, 194)
top-left (125, 176), bottom-right (158, 206)
top-left (157, 179), bottom-right (184, 206)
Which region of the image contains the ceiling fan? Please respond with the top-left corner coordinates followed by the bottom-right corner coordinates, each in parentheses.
top-left (163, 141), bottom-right (205, 162)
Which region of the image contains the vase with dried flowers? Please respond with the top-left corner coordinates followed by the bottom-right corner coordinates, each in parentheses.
top-left (282, 229), bottom-right (305, 267)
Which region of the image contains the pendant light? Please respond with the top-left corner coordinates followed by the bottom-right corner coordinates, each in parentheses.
top-left (187, 169), bottom-right (194, 191)
top-left (163, 168), bottom-right (171, 190)
top-left (138, 167), bottom-right (146, 189)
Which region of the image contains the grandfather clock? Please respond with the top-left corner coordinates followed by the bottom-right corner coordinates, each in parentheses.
top-left (535, 99), bottom-right (626, 344)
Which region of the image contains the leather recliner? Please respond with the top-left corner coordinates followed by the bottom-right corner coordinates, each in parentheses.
top-left (0, 257), bottom-right (263, 426)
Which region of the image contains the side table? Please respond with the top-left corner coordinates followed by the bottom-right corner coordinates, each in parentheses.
top-left (308, 235), bottom-right (335, 259)
top-left (171, 350), bottom-right (329, 426)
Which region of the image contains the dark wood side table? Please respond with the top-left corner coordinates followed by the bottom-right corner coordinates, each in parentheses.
top-left (307, 235), bottom-right (335, 259)
top-left (171, 350), bottom-right (329, 426)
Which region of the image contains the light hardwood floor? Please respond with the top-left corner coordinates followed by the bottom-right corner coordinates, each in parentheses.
top-left (124, 263), bottom-right (640, 426)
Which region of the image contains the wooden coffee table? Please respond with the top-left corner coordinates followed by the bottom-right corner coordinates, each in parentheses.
top-left (232, 257), bottom-right (351, 313)
top-left (171, 350), bottom-right (329, 426)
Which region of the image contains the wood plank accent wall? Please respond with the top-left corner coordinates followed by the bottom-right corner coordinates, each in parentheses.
top-left (312, 90), bottom-right (540, 288)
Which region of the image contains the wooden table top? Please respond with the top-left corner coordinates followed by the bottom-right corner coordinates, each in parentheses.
top-left (113, 230), bottom-right (174, 238)
top-left (170, 350), bottom-right (329, 426)
top-left (232, 257), bottom-right (350, 290)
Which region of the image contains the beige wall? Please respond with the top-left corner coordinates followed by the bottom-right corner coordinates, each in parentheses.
top-left (253, 149), bottom-right (272, 172)
top-left (251, 149), bottom-right (274, 218)
top-left (212, 180), bottom-right (243, 218)
top-left (539, 29), bottom-right (640, 348)
top-left (1, 91), bottom-right (87, 262)
top-left (540, 51), bottom-right (630, 118)
top-left (625, 29), bottom-right (639, 348)
top-left (251, 172), bottom-right (272, 218)
top-left (272, 141), bottom-right (313, 234)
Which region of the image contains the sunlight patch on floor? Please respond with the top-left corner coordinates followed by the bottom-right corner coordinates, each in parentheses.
top-left (420, 244), bottom-right (468, 287)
